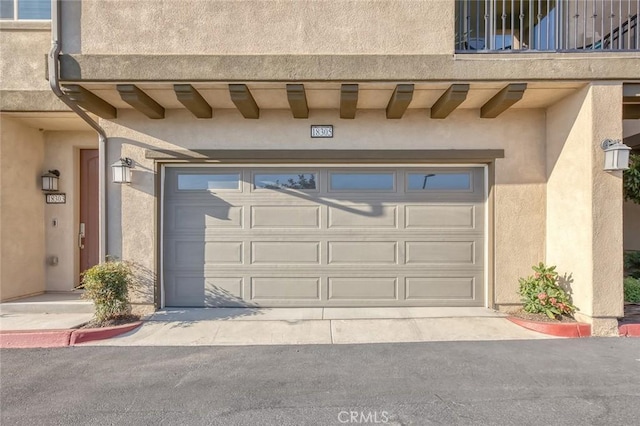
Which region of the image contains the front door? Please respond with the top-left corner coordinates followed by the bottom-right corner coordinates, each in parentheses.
top-left (79, 149), bottom-right (99, 283)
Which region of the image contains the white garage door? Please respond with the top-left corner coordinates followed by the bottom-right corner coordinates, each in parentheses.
top-left (163, 166), bottom-right (485, 307)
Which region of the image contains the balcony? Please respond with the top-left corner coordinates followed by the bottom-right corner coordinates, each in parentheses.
top-left (455, 0), bottom-right (639, 52)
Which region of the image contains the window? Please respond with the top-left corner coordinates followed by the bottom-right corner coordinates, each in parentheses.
top-left (0, 0), bottom-right (51, 20)
top-left (254, 173), bottom-right (317, 190)
top-left (178, 173), bottom-right (240, 190)
top-left (407, 172), bottom-right (471, 191)
top-left (330, 172), bottom-right (395, 191)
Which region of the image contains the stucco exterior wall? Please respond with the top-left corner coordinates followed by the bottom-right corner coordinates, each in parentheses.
top-left (0, 22), bottom-right (69, 112)
top-left (0, 117), bottom-right (46, 301)
top-left (61, 0), bottom-right (453, 55)
top-left (546, 83), bottom-right (624, 335)
top-left (100, 107), bottom-right (547, 309)
top-left (44, 131), bottom-right (98, 291)
top-left (624, 201), bottom-right (640, 251)
top-left (0, 23), bottom-right (50, 91)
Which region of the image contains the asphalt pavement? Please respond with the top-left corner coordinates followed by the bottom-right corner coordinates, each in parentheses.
top-left (2, 338), bottom-right (640, 425)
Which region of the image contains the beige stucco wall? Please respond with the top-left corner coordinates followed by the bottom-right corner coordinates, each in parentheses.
top-left (100, 107), bottom-right (547, 309)
top-left (624, 201), bottom-right (640, 251)
top-left (61, 0), bottom-right (453, 55)
top-left (44, 131), bottom-right (98, 291)
top-left (0, 22), bottom-right (68, 112)
top-left (0, 23), bottom-right (50, 91)
top-left (546, 83), bottom-right (624, 335)
top-left (0, 116), bottom-right (46, 301)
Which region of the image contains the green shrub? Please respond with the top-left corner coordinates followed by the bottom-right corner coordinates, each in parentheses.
top-left (518, 262), bottom-right (576, 319)
top-left (624, 251), bottom-right (640, 279)
top-left (624, 277), bottom-right (640, 303)
top-left (624, 153), bottom-right (640, 204)
top-left (81, 258), bottom-right (134, 322)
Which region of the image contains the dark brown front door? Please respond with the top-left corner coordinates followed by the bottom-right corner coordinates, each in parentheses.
top-left (79, 149), bottom-right (99, 281)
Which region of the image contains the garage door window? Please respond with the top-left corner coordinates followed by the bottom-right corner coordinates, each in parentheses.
top-left (407, 172), bottom-right (471, 191)
top-left (177, 173), bottom-right (241, 190)
top-left (330, 172), bottom-right (395, 191)
top-left (254, 173), bottom-right (317, 190)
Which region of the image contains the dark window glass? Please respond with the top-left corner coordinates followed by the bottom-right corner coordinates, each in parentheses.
top-left (407, 173), bottom-right (471, 190)
top-left (330, 173), bottom-right (394, 190)
top-left (0, 0), bottom-right (14, 19)
top-left (254, 173), bottom-right (316, 190)
top-left (18, 0), bottom-right (50, 19)
top-left (178, 173), bottom-right (240, 190)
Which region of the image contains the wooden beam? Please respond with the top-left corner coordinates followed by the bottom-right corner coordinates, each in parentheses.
top-left (286, 84), bottom-right (309, 119)
top-left (624, 132), bottom-right (640, 149)
top-left (116, 84), bottom-right (164, 119)
top-left (624, 104), bottom-right (640, 120)
top-left (623, 83), bottom-right (640, 104)
top-left (480, 83), bottom-right (527, 118)
top-left (430, 84), bottom-right (469, 119)
top-left (386, 84), bottom-right (414, 119)
top-left (174, 84), bottom-right (212, 118)
top-left (340, 84), bottom-right (358, 119)
top-left (63, 85), bottom-right (117, 119)
top-left (229, 84), bottom-right (259, 119)
top-left (145, 148), bottom-right (506, 162)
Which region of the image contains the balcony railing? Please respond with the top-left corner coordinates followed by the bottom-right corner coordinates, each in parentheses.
top-left (455, 0), bottom-right (639, 52)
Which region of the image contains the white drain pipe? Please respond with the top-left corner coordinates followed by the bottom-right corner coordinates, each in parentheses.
top-left (48, 0), bottom-right (108, 261)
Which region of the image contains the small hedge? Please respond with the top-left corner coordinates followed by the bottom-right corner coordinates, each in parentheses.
top-left (518, 262), bottom-right (576, 319)
top-left (624, 251), bottom-right (640, 279)
top-left (624, 153), bottom-right (640, 204)
top-left (81, 258), bottom-right (134, 323)
top-left (624, 277), bottom-right (640, 303)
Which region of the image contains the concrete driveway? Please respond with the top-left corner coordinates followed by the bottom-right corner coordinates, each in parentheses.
top-left (82, 307), bottom-right (553, 346)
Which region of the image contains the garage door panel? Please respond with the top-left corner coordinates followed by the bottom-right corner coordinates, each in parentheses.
top-left (165, 275), bottom-right (205, 307)
top-left (165, 240), bottom-right (244, 267)
top-left (250, 277), bottom-right (321, 300)
top-left (405, 277), bottom-right (479, 301)
top-left (205, 278), bottom-right (245, 307)
top-left (170, 205), bottom-right (243, 230)
top-left (327, 205), bottom-right (398, 228)
top-left (251, 205), bottom-right (320, 228)
top-left (328, 277), bottom-right (398, 300)
top-left (405, 205), bottom-right (477, 229)
top-left (328, 241), bottom-right (397, 264)
top-left (251, 241), bottom-right (320, 264)
top-left (405, 241), bottom-right (477, 265)
top-left (164, 166), bottom-right (486, 308)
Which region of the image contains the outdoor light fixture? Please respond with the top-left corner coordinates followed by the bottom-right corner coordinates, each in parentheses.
top-left (41, 170), bottom-right (60, 192)
top-left (601, 139), bottom-right (632, 171)
top-left (111, 157), bottom-right (133, 184)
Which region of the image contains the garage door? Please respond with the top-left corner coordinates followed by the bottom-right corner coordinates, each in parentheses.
top-left (163, 166), bottom-right (485, 307)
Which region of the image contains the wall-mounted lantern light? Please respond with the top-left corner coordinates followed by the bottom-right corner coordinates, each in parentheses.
top-left (601, 139), bottom-right (632, 171)
top-left (111, 158), bottom-right (133, 184)
top-left (41, 170), bottom-right (60, 192)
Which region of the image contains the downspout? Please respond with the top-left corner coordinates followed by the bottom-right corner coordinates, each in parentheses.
top-left (48, 0), bottom-right (107, 261)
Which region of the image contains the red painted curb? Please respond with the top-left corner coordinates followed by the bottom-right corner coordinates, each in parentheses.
top-left (0, 330), bottom-right (72, 348)
top-left (619, 323), bottom-right (640, 337)
top-left (70, 321), bottom-right (142, 345)
top-left (508, 317), bottom-right (591, 338)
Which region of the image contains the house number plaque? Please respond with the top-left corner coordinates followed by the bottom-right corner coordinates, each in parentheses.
top-left (46, 193), bottom-right (66, 204)
top-left (311, 125), bottom-right (333, 138)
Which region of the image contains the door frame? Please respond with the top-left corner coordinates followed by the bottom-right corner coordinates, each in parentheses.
top-left (158, 162), bottom-right (492, 310)
top-left (78, 148), bottom-right (100, 285)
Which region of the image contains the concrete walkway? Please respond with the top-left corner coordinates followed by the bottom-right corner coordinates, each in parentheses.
top-left (0, 312), bottom-right (93, 330)
top-left (80, 307), bottom-right (555, 346)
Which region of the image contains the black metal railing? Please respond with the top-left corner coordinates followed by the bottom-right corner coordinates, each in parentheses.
top-left (455, 0), bottom-right (639, 52)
